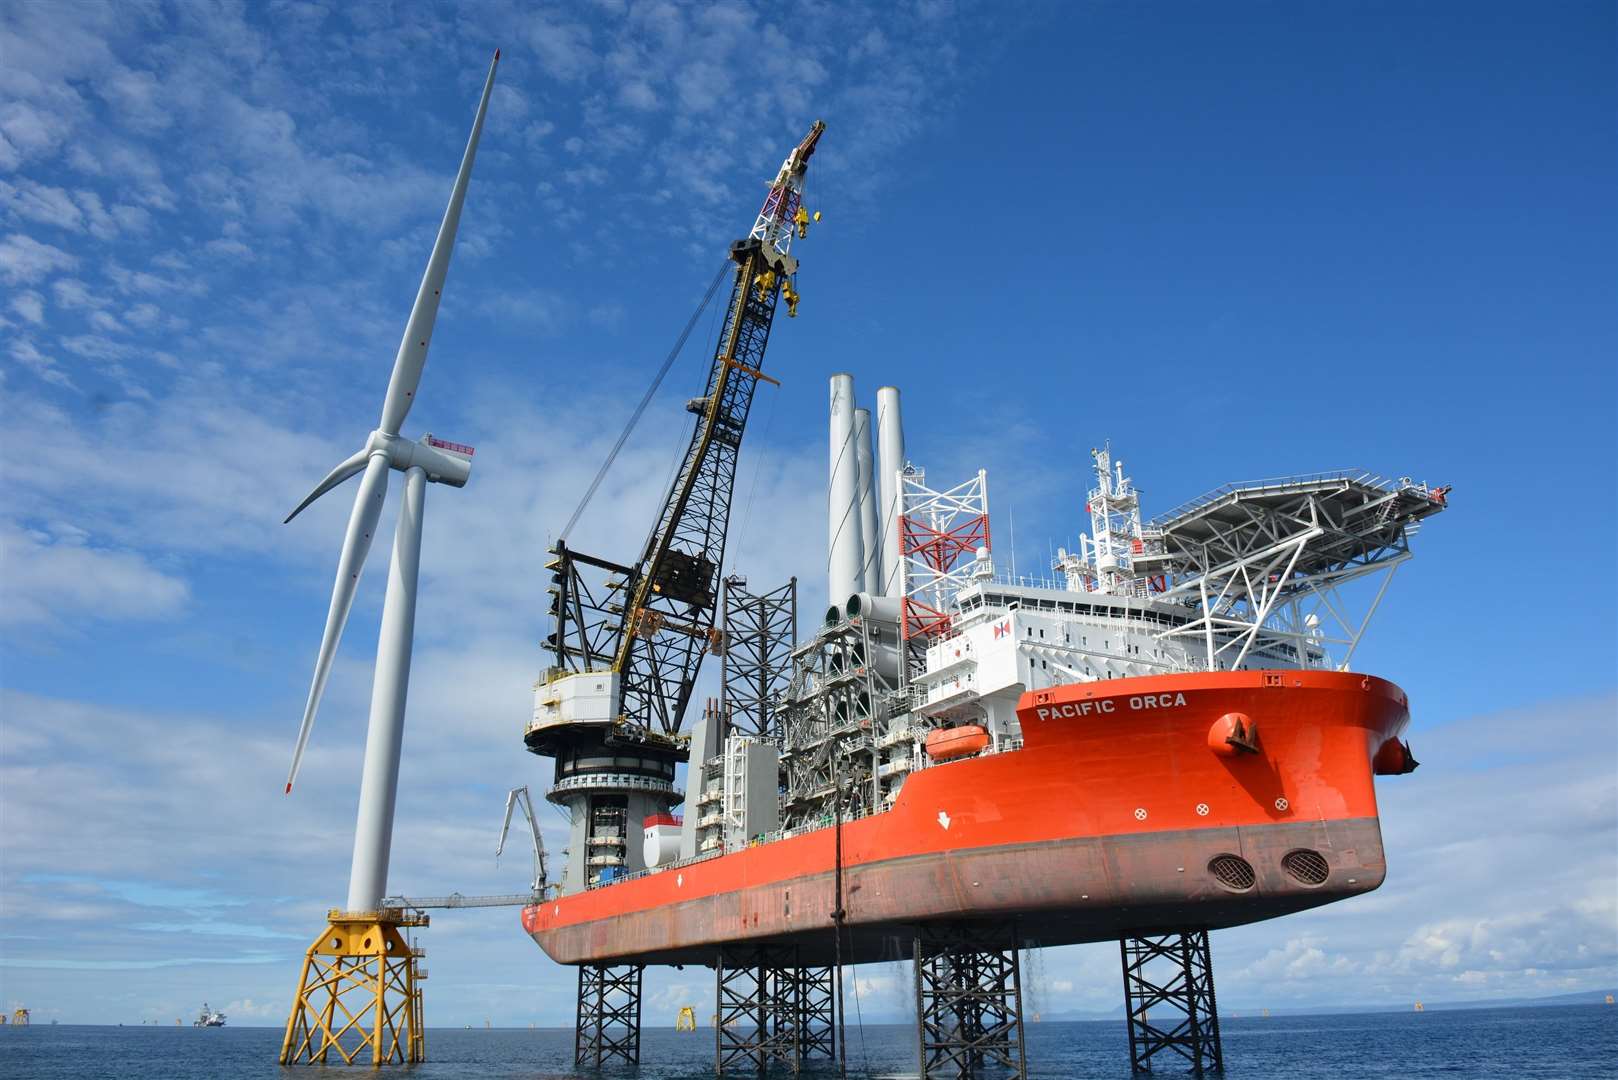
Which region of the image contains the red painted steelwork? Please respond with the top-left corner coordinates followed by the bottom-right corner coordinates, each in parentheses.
top-left (523, 669), bottom-right (1411, 965)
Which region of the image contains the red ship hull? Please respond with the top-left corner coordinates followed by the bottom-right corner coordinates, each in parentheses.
top-left (523, 669), bottom-right (1410, 965)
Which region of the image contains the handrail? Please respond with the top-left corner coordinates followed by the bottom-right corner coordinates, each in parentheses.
top-left (1149, 469), bottom-right (1377, 526)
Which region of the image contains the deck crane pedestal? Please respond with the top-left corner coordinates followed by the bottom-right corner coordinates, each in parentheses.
top-left (524, 121), bottom-right (826, 1068)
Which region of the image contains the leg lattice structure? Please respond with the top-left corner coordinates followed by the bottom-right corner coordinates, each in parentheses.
top-left (279, 909), bottom-right (427, 1066)
top-left (791, 965), bottom-right (837, 1063)
top-left (1120, 929), bottom-right (1223, 1075)
top-left (914, 924), bottom-right (1027, 1079)
top-left (715, 947), bottom-right (837, 1074)
top-left (575, 964), bottom-right (643, 1067)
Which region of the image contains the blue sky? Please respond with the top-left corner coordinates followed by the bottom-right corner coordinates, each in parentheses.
top-left (1, 0), bottom-right (1613, 1028)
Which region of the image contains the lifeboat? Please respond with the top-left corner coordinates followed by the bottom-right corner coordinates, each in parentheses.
top-left (924, 724), bottom-right (990, 761)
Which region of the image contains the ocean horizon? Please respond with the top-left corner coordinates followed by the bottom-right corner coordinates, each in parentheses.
top-left (3, 1003), bottom-right (1612, 1079)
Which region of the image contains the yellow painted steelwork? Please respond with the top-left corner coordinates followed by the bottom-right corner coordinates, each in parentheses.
top-left (675, 1005), bottom-right (696, 1032)
top-left (279, 909), bottom-right (427, 1066)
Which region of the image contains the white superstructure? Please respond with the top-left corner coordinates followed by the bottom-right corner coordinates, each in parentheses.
top-left (905, 445), bottom-right (1449, 745)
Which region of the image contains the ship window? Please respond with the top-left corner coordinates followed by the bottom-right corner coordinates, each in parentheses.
top-left (1039, 628), bottom-right (1045, 638)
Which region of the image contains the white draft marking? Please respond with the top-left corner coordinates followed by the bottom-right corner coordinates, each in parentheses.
top-left (1133, 808), bottom-right (1148, 821)
top-left (1274, 797), bottom-right (1289, 812)
top-left (676, 873), bottom-right (684, 888)
top-left (937, 810), bottom-right (952, 830)
top-left (1195, 803), bottom-right (1210, 817)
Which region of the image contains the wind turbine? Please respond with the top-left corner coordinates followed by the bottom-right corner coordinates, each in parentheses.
top-left (283, 50), bottom-right (497, 916)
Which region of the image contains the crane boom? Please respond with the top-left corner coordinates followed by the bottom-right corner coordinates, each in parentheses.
top-left (612, 121), bottom-right (824, 736)
top-left (496, 785), bottom-right (547, 894)
top-left (541, 122), bottom-right (826, 741)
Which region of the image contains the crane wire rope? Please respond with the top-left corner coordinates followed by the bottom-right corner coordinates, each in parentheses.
top-left (634, 261), bottom-right (731, 565)
top-left (557, 261), bottom-right (729, 543)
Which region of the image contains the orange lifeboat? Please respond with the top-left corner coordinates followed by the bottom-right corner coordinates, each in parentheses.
top-left (925, 724), bottom-right (990, 761)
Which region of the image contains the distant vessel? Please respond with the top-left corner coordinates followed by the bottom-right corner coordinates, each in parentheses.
top-left (193, 1003), bottom-right (226, 1027)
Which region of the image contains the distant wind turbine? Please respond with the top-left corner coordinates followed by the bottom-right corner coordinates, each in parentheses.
top-left (283, 49), bottom-right (497, 914)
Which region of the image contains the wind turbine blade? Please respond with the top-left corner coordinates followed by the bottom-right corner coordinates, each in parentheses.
top-left (377, 49), bottom-right (500, 437)
top-left (284, 447), bottom-right (370, 524)
top-left (284, 452), bottom-right (391, 794)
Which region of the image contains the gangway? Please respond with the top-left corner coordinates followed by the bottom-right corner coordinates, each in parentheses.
top-left (384, 786), bottom-right (550, 912)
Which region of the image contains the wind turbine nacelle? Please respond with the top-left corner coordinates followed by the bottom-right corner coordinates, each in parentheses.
top-left (370, 432), bottom-right (474, 487)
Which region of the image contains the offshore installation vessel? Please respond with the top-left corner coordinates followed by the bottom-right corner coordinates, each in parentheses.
top-left (520, 121), bottom-right (1448, 1078)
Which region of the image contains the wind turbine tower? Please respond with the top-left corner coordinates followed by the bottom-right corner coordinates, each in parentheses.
top-left (277, 50), bottom-right (498, 1068)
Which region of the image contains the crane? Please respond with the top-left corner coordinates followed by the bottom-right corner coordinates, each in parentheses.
top-left (383, 786), bottom-right (549, 910)
top-left (496, 785), bottom-right (547, 895)
top-left (534, 121), bottom-right (826, 750)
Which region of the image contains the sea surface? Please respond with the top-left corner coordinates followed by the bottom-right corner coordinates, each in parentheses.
top-left (1, 1006), bottom-right (1612, 1079)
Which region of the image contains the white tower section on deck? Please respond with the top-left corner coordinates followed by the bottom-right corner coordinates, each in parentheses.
top-left (875, 386), bottom-right (906, 597)
top-left (854, 407), bottom-right (880, 594)
top-left (827, 374), bottom-right (865, 610)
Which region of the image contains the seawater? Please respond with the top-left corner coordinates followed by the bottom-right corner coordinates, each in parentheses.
top-left (1, 1006), bottom-right (1612, 1079)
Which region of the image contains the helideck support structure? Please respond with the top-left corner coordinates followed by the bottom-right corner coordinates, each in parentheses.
top-left (914, 925), bottom-right (1027, 1080)
top-left (575, 963), bottom-right (644, 1066)
top-left (1120, 930), bottom-right (1223, 1074)
top-left (279, 908), bottom-right (427, 1066)
top-left (715, 946), bottom-right (837, 1074)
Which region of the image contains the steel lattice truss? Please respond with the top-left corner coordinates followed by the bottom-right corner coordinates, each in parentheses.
top-left (750, 121), bottom-right (824, 257)
top-left (1151, 474), bottom-right (1448, 671)
top-left (715, 946), bottom-right (834, 1073)
top-left (779, 617), bottom-right (905, 829)
top-left (914, 925), bottom-right (1027, 1079)
top-left (280, 915), bottom-right (427, 1067)
top-left (609, 240), bottom-right (782, 737)
top-left (793, 965), bottom-right (837, 1062)
top-left (575, 964), bottom-right (643, 1067)
top-left (720, 575), bottom-right (797, 742)
top-left (1119, 930), bottom-right (1223, 1075)
top-left (900, 467), bottom-right (991, 642)
top-left (543, 541), bottom-right (632, 674)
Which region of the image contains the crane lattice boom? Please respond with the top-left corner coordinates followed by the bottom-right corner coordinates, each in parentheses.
top-left (541, 121), bottom-right (826, 743)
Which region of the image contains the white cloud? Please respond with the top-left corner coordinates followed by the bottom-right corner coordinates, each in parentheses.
top-left (0, 100), bottom-right (66, 167)
top-left (0, 233), bottom-right (78, 284)
top-left (88, 310), bottom-right (126, 334)
top-left (9, 289), bottom-right (44, 325)
top-left (96, 65), bottom-right (171, 134)
top-left (525, 13), bottom-right (598, 82)
top-left (0, 178), bottom-right (82, 231)
top-left (50, 277), bottom-right (104, 310)
top-left (7, 338), bottom-right (74, 388)
top-left (123, 302), bottom-right (161, 329)
top-left (0, 524), bottom-right (189, 628)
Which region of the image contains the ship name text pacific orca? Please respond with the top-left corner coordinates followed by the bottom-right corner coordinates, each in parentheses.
top-left (1034, 692), bottom-right (1189, 720)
